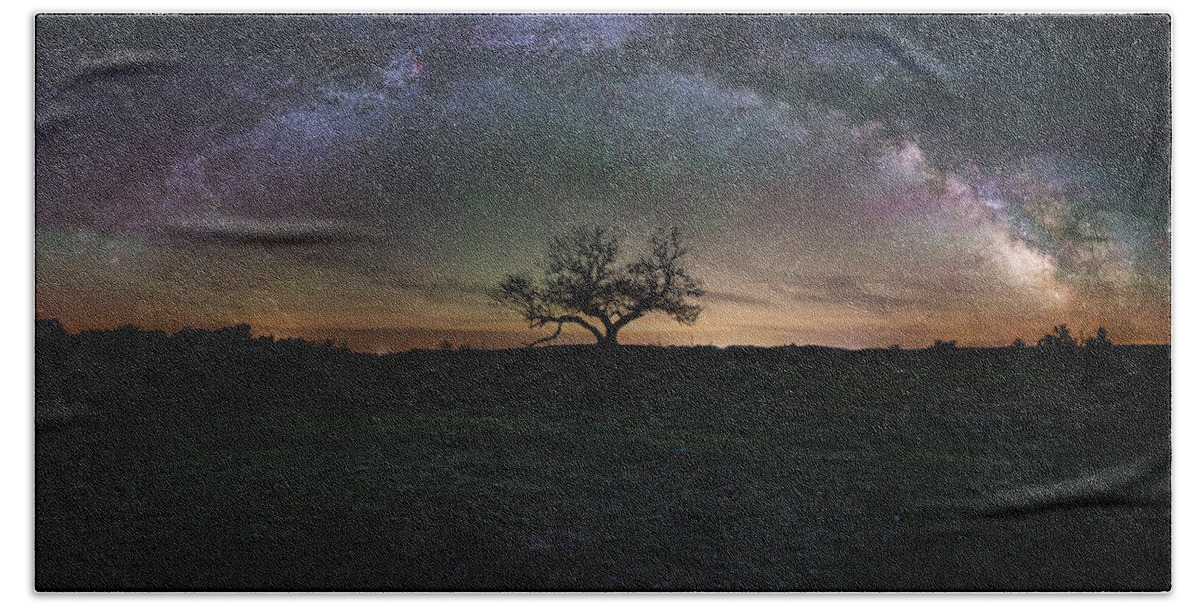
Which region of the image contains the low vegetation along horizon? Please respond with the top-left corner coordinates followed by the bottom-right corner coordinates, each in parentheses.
top-left (34, 317), bottom-right (1139, 355)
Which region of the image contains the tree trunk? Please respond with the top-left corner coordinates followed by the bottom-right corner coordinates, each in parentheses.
top-left (597, 331), bottom-right (620, 348)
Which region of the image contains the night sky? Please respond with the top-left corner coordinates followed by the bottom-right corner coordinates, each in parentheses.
top-left (34, 14), bottom-right (1171, 352)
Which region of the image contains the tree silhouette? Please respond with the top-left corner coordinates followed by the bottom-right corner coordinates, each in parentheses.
top-left (1084, 327), bottom-right (1113, 348)
top-left (1038, 324), bottom-right (1078, 348)
top-left (496, 226), bottom-right (704, 347)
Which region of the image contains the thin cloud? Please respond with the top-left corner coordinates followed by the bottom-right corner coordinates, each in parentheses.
top-left (162, 216), bottom-right (366, 248)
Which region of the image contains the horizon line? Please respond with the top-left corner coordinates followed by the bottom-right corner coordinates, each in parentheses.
top-left (34, 316), bottom-right (1170, 354)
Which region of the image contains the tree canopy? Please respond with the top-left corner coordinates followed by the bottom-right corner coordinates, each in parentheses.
top-left (496, 226), bottom-right (704, 347)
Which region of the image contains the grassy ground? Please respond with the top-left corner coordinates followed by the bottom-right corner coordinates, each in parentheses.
top-left (35, 334), bottom-right (1170, 590)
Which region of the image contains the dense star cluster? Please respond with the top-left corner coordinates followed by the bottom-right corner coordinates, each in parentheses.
top-left (35, 14), bottom-right (1170, 351)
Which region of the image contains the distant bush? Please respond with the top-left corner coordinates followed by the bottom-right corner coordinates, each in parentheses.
top-left (1011, 338), bottom-right (1027, 349)
top-left (215, 323), bottom-right (253, 341)
top-left (1084, 327), bottom-right (1113, 348)
top-left (35, 320), bottom-right (353, 358)
top-left (36, 318), bottom-right (69, 341)
top-left (930, 339), bottom-right (958, 351)
top-left (320, 338), bottom-right (351, 352)
top-left (1038, 324), bottom-right (1077, 348)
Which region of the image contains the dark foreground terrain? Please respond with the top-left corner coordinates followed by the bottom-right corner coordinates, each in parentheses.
top-left (35, 321), bottom-right (1170, 591)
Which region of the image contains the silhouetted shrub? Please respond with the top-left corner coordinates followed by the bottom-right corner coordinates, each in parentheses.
top-left (1038, 324), bottom-right (1077, 348)
top-left (216, 323), bottom-right (253, 341)
top-left (319, 338), bottom-right (350, 351)
top-left (1011, 338), bottom-right (1027, 349)
top-left (36, 318), bottom-right (69, 342)
top-left (1084, 327), bottom-right (1113, 348)
top-left (931, 339), bottom-right (958, 351)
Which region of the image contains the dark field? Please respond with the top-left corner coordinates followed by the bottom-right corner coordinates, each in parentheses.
top-left (34, 322), bottom-right (1170, 591)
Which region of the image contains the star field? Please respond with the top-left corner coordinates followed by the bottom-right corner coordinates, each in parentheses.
top-left (35, 14), bottom-right (1171, 351)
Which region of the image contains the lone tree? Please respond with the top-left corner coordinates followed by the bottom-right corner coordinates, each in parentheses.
top-left (496, 226), bottom-right (704, 347)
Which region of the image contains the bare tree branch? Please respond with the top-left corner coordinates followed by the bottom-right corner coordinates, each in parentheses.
top-left (523, 321), bottom-right (565, 348)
